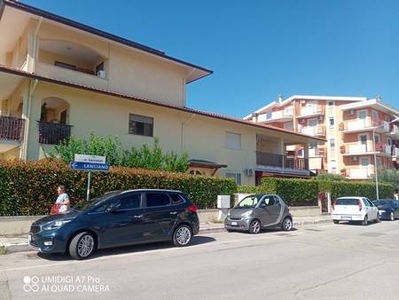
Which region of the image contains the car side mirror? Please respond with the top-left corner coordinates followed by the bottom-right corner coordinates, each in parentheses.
top-left (260, 203), bottom-right (266, 208)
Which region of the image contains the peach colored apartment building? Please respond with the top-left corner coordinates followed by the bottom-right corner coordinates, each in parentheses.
top-left (0, 1), bottom-right (324, 186)
top-left (244, 95), bottom-right (399, 180)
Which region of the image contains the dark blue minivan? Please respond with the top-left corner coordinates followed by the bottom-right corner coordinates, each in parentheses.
top-left (29, 189), bottom-right (200, 259)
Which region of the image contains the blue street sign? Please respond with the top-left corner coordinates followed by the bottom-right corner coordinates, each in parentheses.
top-left (70, 161), bottom-right (110, 172)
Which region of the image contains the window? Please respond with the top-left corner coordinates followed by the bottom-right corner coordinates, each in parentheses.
top-left (129, 114), bottom-right (153, 137)
top-left (118, 194), bottom-right (141, 209)
top-left (328, 101), bottom-right (334, 106)
top-left (189, 169), bottom-right (203, 176)
top-left (330, 138), bottom-right (335, 148)
top-left (170, 193), bottom-right (185, 205)
top-left (226, 132), bottom-right (241, 150)
top-left (54, 61), bottom-right (77, 70)
top-left (145, 193), bottom-right (170, 207)
top-left (226, 173), bottom-right (241, 185)
top-left (329, 117), bottom-right (334, 127)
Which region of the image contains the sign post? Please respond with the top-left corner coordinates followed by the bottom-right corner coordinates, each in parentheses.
top-left (70, 154), bottom-right (109, 200)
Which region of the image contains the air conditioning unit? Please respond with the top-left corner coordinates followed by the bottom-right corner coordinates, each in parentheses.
top-left (97, 70), bottom-right (106, 79)
top-left (348, 109), bottom-right (355, 116)
top-left (245, 168), bottom-right (254, 176)
top-left (351, 156), bottom-right (358, 162)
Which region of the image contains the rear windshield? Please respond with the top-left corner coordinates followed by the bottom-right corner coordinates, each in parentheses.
top-left (336, 198), bottom-right (359, 205)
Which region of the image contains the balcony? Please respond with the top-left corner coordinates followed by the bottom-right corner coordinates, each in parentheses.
top-left (340, 142), bottom-right (391, 156)
top-left (257, 107), bottom-right (294, 123)
top-left (300, 125), bottom-right (326, 137)
top-left (38, 122), bottom-right (72, 145)
top-left (389, 124), bottom-right (399, 138)
top-left (297, 105), bottom-right (325, 118)
top-left (36, 62), bottom-right (108, 91)
top-left (0, 116), bottom-right (25, 142)
top-left (256, 151), bottom-right (309, 172)
top-left (346, 166), bottom-right (374, 179)
top-left (339, 119), bottom-right (390, 133)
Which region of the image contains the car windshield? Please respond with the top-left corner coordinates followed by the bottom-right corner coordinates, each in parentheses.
top-left (373, 200), bottom-right (388, 206)
top-left (72, 191), bottom-right (121, 211)
top-left (236, 195), bottom-right (263, 208)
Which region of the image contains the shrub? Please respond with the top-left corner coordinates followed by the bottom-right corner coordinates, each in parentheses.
top-left (0, 159), bottom-right (237, 216)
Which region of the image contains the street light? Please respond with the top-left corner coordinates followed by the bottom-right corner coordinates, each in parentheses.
top-left (373, 127), bottom-right (379, 200)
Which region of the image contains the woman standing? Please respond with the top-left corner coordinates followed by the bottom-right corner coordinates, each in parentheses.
top-left (54, 185), bottom-right (70, 213)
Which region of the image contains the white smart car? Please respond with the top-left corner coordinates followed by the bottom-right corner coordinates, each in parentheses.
top-left (332, 196), bottom-right (379, 225)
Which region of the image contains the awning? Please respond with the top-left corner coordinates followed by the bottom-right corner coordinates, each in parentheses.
top-left (188, 159), bottom-right (227, 176)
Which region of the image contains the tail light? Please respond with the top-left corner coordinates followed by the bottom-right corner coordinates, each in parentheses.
top-left (187, 204), bottom-right (197, 213)
top-left (358, 199), bottom-right (362, 211)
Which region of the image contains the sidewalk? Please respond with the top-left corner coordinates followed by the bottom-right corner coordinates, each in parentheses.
top-left (0, 214), bottom-right (332, 254)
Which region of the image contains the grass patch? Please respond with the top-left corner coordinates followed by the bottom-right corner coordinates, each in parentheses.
top-left (0, 246), bottom-right (7, 255)
top-left (210, 217), bottom-right (225, 224)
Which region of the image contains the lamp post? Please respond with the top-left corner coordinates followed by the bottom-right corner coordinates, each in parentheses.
top-left (373, 127), bottom-right (379, 200)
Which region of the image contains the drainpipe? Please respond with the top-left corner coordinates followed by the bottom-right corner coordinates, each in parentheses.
top-left (180, 113), bottom-right (196, 154)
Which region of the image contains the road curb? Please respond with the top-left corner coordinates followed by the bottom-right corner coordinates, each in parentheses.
top-left (1, 218), bottom-right (332, 254)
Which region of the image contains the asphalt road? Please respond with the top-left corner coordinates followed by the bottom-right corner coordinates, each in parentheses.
top-left (1, 220), bottom-right (399, 300)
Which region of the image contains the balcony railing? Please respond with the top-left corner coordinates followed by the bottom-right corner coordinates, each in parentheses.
top-left (297, 105), bottom-right (325, 117)
top-left (0, 116), bottom-right (25, 142)
top-left (300, 125), bottom-right (325, 137)
top-left (38, 122), bottom-right (72, 145)
top-left (256, 151), bottom-right (308, 170)
top-left (339, 119), bottom-right (390, 132)
top-left (340, 142), bottom-right (391, 155)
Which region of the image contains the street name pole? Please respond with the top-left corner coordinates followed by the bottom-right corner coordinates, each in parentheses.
top-left (87, 171), bottom-right (91, 201)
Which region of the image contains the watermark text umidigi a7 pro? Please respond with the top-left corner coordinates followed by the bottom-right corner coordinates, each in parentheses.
top-left (23, 275), bottom-right (110, 293)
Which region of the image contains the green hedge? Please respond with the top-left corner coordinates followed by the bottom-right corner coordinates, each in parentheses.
top-left (0, 159), bottom-right (237, 216)
top-left (237, 177), bottom-right (394, 206)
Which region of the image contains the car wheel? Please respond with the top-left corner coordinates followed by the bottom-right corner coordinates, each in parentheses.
top-left (333, 220), bottom-right (339, 224)
top-left (249, 219), bottom-right (261, 234)
top-left (69, 232), bottom-right (95, 260)
top-left (281, 217), bottom-right (293, 231)
top-left (362, 215), bottom-right (368, 226)
top-left (173, 224), bottom-right (192, 247)
top-left (374, 214), bottom-right (380, 223)
top-left (390, 211), bottom-right (395, 221)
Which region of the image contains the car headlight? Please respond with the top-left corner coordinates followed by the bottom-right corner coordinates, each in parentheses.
top-left (241, 211), bottom-right (252, 218)
top-left (42, 220), bottom-right (72, 231)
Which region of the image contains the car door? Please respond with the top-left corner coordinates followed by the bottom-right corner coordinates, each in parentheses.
top-left (141, 192), bottom-right (177, 241)
top-left (365, 198), bottom-right (378, 221)
top-left (256, 195), bottom-right (280, 227)
top-left (99, 192), bottom-right (144, 248)
top-left (394, 200), bottom-right (399, 218)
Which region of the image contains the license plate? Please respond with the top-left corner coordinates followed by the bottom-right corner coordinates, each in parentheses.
top-left (341, 216), bottom-right (352, 220)
top-left (231, 221), bottom-right (237, 226)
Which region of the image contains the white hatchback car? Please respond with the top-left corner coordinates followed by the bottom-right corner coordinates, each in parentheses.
top-left (332, 196), bottom-right (379, 225)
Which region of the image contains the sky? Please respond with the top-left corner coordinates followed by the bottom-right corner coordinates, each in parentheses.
top-left (23, 0), bottom-right (399, 118)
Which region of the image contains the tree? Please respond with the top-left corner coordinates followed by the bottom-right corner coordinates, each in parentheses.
top-left (375, 169), bottom-right (399, 189)
top-left (47, 133), bottom-right (189, 172)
